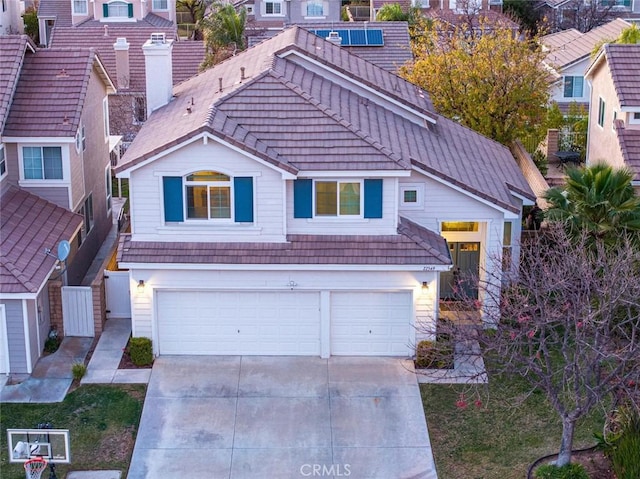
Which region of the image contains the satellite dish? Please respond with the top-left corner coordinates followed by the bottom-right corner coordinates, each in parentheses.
top-left (57, 240), bottom-right (71, 262)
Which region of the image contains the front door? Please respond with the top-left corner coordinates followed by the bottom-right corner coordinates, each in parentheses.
top-left (440, 242), bottom-right (480, 300)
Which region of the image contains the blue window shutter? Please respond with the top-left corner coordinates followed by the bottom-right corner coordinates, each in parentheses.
top-left (103, 3), bottom-right (109, 17)
top-left (364, 179), bottom-right (383, 218)
top-left (234, 177), bottom-right (254, 223)
top-left (127, 3), bottom-right (134, 17)
top-left (293, 179), bottom-right (312, 218)
top-left (163, 176), bottom-right (183, 222)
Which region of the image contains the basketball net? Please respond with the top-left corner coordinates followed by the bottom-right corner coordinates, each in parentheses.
top-left (24, 456), bottom-right (48, 479)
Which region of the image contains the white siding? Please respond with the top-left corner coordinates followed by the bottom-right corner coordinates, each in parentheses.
top-left (129, 138), bottom-right (286, 242)
top-left (285, 177), bottom-right (398, 235)
top-left (549, 59), bottom-right (590, 106)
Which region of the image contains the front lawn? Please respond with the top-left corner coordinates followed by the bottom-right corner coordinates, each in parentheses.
top-left (0, 384), bottom-right (145, 478)
top-left (421, 373), bottom-right (605, 479)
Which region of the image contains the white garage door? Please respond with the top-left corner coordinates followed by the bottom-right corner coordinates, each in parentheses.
top-left (156, 291), bottom-right (320, 355)
top-left (331, 292), bottom-right (412, 356)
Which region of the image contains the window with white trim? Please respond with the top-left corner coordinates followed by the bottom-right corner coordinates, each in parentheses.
top-left (563, 76), bottom-right (583, 98)
top-left (73, 0), bottom-right (88, 14)
top-left (22, 146), bottom-right (63, 180)
top-left (103, 97), bottom-right (110, 138)
top-left (76, 124), bottom-right (86, 152)
top-left (502, 221), bottom-right (512, 272)
top-left (79, 194), bottom-right (94, 239)
top-left (265, 0), bottom-right (283, 15)
top-left (314, 180), bottom-right (362, 217)
top-left (108, 1), bottom-right (129, 17)
top-left (153, 0), bottom-right (168, 10)
top-left (400, 184), bottom-right (424, 208)
top-left (185, 171), bottom-right (232, 220)
top-left (630, 111), bottom-right (640, 124)
top-left (306, 0), bottom-right (324, 16)
top-left (597, 97), bottom-right (605, 128)
top-left (106, 167), bottom-right (112, 213)
top-left (0, 144), bottom-right (6, 178)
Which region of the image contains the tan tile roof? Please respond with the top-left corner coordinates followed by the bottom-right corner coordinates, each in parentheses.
top-left (0, 187), bottom-right (83, 294)
top-left (605, 43), bottom-right (640, 108)
top-left (116, 26), bottom-right (533, 212)
top-left (293, 22), bottom-right (413, 73)
top-left (38, 0), bottom-right (72, 26)
top-left (542, 28), bottom-right (582, 50)
top-left (50, 20), bottom-right (204, 93)
top-left (3, 48), bottom-right (104, 138)
top-left (426, 10), bottom-right (519, 31)
top-left (543, 19), bottom-right (630, 69)
top-left (615, 121), bottom-right (640, 181)
top-left (117, 216), bottom-right (452, 266)
top-left (0, 35), bottom-right (33, 133)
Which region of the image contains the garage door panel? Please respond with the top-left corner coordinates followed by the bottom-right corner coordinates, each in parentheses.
top-left (331, 292), bottom-right (412, 356)
top-left (157, 291), bottom-right (320, 355)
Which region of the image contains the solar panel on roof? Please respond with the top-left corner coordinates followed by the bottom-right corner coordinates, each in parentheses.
top-left (310, 29), bottom-right (385, 47)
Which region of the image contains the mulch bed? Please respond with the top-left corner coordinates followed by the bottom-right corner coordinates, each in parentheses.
top-left (118, 348), bottom-right (153, 370)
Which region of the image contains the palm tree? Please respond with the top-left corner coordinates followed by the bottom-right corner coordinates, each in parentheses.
top-left (544, 164), bottom-right (640, 246)
top-left (198, 3), bottom-right (247, 70)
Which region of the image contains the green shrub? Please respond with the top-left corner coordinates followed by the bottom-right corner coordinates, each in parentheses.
top-left (22, 7), bottom-right (39, 44)
top-left (71, 361), bottom-right (87, 381)
top-left (610, 428), bottom-right (640, 479)
top-left (415, 337), bottom-right (453, 369)
top-left (534, 463), bottom-right (589, 479)
top-left (44, 336), bottom-right (61, 354)
top-left (532, 150), bottom-right (548, 176)
top-left (128, 337), bottom-right (153, 366)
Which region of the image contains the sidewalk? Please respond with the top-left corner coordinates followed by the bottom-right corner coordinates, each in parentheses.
top-left (82, 318), bottom-right (151, 385)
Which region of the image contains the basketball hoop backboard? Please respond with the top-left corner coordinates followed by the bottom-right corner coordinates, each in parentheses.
top-left (7, 429), bottom-right (70, 464)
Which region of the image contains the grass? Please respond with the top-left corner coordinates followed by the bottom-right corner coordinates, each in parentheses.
top-left (0, 384), bottom-right (145, 478)
top-left (421, 373), bottom-right (606, 479)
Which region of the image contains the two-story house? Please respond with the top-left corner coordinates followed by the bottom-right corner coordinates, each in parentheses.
top-left (535, 0), bottom-right (640, 33)
top-left (542, 18), bottom-right (631, 114)
top-left (0, 35), bottom-right (116, 374)
top-left (114, 28), bottom-right (534, 359)
top-left (585, 43), bottom-right (640, 190)
top-left (38, 0), bottom-right (204, 144)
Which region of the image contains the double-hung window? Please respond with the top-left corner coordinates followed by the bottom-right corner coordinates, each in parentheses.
top-left (265, 0), bottom-right (283, 15)
top-left (153, 0), bottom-right (168, 10)
top-left (306, 0), bottom-right (324, 16)
top-left (105, 167), bottom-right (112, 213)
top-left (315, 181), bottom-right (361, 216)
top-left (104, 1), bottom-right (132, 18)
top-left (73, 0), bottom-right (88, 14)
top-left (185, 171), bottom-right (232, 220)
top-left (22, 146), bottom-right (63, 180)
top-left (563, 76), bottom-right (583, 98)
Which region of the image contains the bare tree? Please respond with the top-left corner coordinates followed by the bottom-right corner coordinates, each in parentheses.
top-left (545, 0), bottom-right (615, 33)
top-left (420, 226), bottom-right (640, 467)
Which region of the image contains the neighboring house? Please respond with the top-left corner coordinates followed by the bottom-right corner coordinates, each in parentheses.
top-left (238, 0), bottom-right (342, 30)
top-left (0, 34), bottom-right (115, 374)
top-left (542, 18), bottom-right (630, 113)
top-left (249, 21), bottom-right (413, 74)
top-left (585, 43), bottom-right (640, 189)
top-left (114, 28), bottom-right (534, 359)
top-left (0, 0), bottom-right (25, 35)
top-left (40, 0), bottom-right (205, 143)
top-left (535, 0), bottom-right (640, 33)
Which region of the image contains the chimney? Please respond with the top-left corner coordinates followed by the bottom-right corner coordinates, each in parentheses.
top-left (142, 32), bottom-right (174, 117)
top-left (113, 37), bottom-right (130, 89)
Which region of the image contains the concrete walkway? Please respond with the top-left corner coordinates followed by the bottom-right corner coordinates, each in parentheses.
top-left (128, 356), bottom-right (437, 479)
top-left (0, 337), bottom-right (93, 403)
top-left (82, 318), bottom-right (151, 385)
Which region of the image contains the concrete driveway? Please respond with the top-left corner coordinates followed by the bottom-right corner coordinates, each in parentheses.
top-left (127, 356), bottom-right (437, 479)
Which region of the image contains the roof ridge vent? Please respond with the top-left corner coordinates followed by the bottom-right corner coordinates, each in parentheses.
top-left (325, 31), bottom-right (342, 45)
top-left (150, 32), bottom-right (166, 44)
